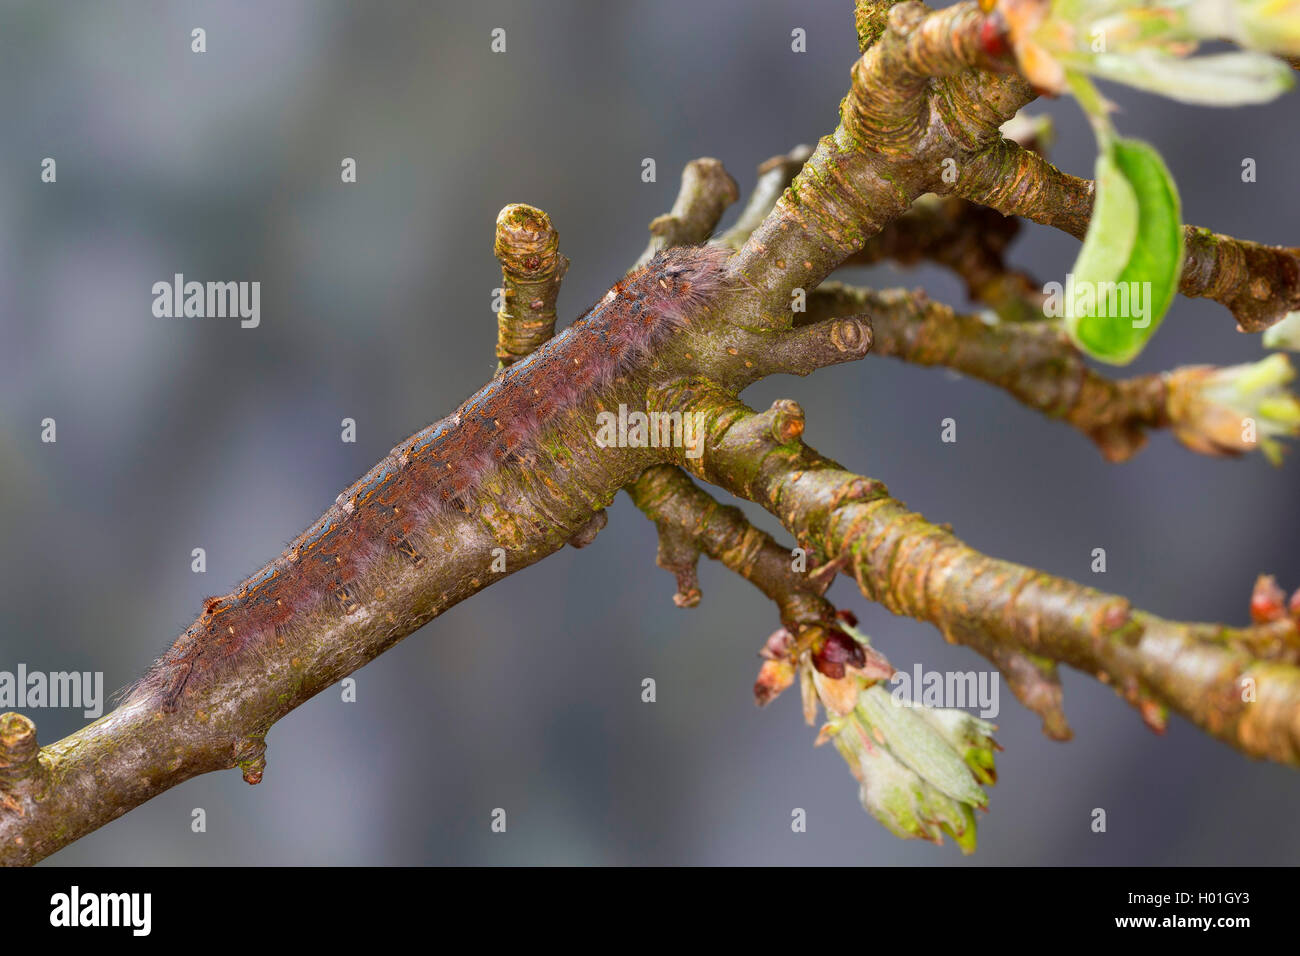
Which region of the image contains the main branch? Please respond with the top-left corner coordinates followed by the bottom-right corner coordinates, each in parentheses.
top-left (4, 0), bottom-right (1298, 865)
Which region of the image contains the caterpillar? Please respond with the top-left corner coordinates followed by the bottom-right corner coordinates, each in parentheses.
top-left (125, 245), bottom-right (732, 712)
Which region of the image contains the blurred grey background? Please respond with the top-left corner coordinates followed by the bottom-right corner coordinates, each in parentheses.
top-left (2, 0), bottom-right (1298, 865)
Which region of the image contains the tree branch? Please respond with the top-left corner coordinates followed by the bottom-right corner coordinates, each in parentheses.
top-left (807, 283), bottom-right (1299, 463)
top-left (635, 157), bottom-right (739, 268)
top-left (629, 463), bottom-right (831, 626)
top-left (715, 145), bottom-right (813, 252)
top-left (660, 389), bottom-right (1300, 763)
top-left (721, 1), bottom-right (1028, 330)
top-left (844, 194), bottom-right (1046, 323)
top-left (493, 204), bottom-right (569, 369)
top-left (634, 456), bottom-right (1073, 741)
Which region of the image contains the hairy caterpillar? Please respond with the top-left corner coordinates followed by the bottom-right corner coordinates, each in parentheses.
top-left (126, 245), bottom-right (731, 711)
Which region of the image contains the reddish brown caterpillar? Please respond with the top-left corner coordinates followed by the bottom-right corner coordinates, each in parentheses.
top-left (125, 245), bottom-right (732, 711)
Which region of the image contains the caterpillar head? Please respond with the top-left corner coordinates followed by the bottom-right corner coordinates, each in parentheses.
top-left (644, 244), bottom-right (734, 324)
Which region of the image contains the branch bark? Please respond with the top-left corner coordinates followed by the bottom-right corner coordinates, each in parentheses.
top-left (493, 204), bottom-right (569, 369)
top-left (803, 282), bottom-right (1295, 464)
top-left (660, 389), bottom-right (1300, 762)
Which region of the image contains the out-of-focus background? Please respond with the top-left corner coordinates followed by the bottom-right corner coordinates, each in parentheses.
top-left (2, 0), bottom-right (1298, 865)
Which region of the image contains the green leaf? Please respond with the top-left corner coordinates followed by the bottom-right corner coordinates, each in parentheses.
top-left (856, 686), bottom-right (987, 808)
top-left (1085, 49), bottom-right (1294, 106)
top-left (1067, 137), bottom-right (1183, 365)
top-left (1263, 311), bottom-right (1300, 352)
top-left (1065, 149), bottom-right (1138, 355)
top-left (1110, 139), bottom-right (1183, 352)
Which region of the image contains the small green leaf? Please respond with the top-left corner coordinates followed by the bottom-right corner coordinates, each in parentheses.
top-left (1067, 137), bottom-right (1183, 365)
